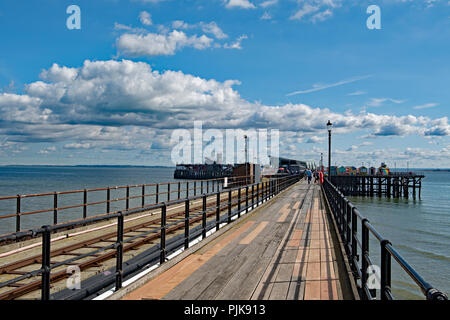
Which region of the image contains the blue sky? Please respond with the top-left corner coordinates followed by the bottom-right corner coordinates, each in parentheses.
top-left (0, 0), bottom-right (449, 167)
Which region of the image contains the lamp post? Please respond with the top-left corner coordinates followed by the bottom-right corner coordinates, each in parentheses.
top-left (327, 120), bottom-right (332, 178)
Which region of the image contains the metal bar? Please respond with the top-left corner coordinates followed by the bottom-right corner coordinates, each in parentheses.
top-left (16, 195), bottom-right (21, 232)
top-left (237, 188), bottom-right (241, 218)
top-left (142, 185), bottom-right (145, 207)
top-left (41, 225), bottom-right (51, 300)
top-left (126, 186), bottom-right (130, 211)
top-left (178, 182), bottom-right (181, 200)
top-left (167, 183), bottom-right (170, 202)
top-left (53, 192), bottom-right (58, 225)
top-left (228, 190), bottom-right (232, 224)
top-left (216, 192), bottom-right (220, 231)
top-left (202, 194), bottom-right (207, 239)
top-left (107, 188), bottom-right (111, 214)
top-left (115, 212), bottom-right (124, 290)
top-left (361, 219), bottom-right (370, 299)
top-left (160, 203), bottom-right (167, 264)
top-left (381, 240), bottom-right (391, 300)
top-left (184, 199), bottom-right (190, 249)
top-left (246, 186), bottom-right (249, 213)
top-left (351, 206), bottom-right (358, 270)
top-left (156, 184), bottom-right (159, 204)
top-left (83, 189), bottom-right (87, 219)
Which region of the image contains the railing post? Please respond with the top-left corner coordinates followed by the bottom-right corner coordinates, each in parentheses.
top-left (53, 192), bottom-right (58, 225)
top-left (361, 218), bottom-right (370, 299)
top-left (178, 182), bottom-right (181, 200)
top-left (107, 188), bottom-right (111, 214)
top-left (142, 185), bottom-right (145, 208)
top-left (160, 203), bottom-right (167, 264)
top-left (194, 181), bottom-right (196, 196)
top-left (83, 189), bottom-right (87, 219)
top-left (345, 200), bottom-right (351, 253)
top-left (41, 225), bottom-right (51, 300)
top-left (256, 183), bottom-right (259, 206)
top-left (202, 194), bottom-right (207, 239)
top-left (184, 199), bottom-right (190, 249)
top-left (216, 192), bottom-right (221, 231)
top-left (186, 182), bottom-right (189, 198)
top-left (201, 181), bottom-right (204, 194)
top-left (167, 183), bottom-right (170, 202)
top-left (115, 212), bottom-right (124, 291)
top-left (156, 184), bottom-right (159, 204)
top-left (237, 188), bottom-right (241, 218)
top-left (228, 190), bottom-right (232, 223)
top-left (246, 186), bottom-right (249, 213)
top-left (351, 207), bottom-right (358, 269)
top-left (207, 181), bottom-right (209, 194)
top-left (252, 185), bottom-right (255, 209)
top-left (125, 186), bottom-right (129, 211)
top-left (380, 240), bottom-right (392, 300)
top-left (16, 195), bottom-right (21, 232)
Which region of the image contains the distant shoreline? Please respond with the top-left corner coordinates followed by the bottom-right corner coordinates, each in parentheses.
top-left (0, 165), bottom-right (175, 169)
top-left (0, 165), bottom-right (449, 172)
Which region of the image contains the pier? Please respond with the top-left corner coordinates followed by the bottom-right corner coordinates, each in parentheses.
top-left (330, 174), bottom-right (424, 199)
top-left (0, 175), bottom-right (446, 300)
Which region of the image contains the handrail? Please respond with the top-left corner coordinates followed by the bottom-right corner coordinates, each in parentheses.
top-left (322, 178), bottom-right (448, 301)
top-left (0, 174), bottom-right (254, 236)
top-left (0, 174), bottom-right (302, 300)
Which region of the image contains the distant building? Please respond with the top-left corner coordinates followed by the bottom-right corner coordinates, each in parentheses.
top-left (359, 166), bottom-right (368, 175)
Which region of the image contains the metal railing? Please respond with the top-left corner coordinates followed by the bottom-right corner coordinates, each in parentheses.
top-left (0, 174), bottom-right (301, 300)
top-left (322, 178), bottom-right (448, 301)
top-left (0, 175), bottom-right (253, 237)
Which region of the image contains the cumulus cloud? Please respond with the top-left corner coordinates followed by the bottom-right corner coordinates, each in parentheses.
top-left (225, 0), bottom-right (256, 9)
top-left (116, 30), bottom-right (213, 56)
top-left (139, 11), bottom-right (152, 26)
top-left (1, 59), bottom-right (449, 165)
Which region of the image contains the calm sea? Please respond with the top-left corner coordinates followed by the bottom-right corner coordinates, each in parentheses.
top-left (0, 166), bottom-right (448, 299)
top-left (349, 171), bottom-right (450, 299)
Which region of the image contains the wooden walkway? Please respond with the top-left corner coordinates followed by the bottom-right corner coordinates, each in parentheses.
top-left (121, 180), bottom-right (354, 300)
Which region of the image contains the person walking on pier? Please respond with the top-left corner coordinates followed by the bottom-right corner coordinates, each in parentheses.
top-left (306, 168), bottom-right (312, 184)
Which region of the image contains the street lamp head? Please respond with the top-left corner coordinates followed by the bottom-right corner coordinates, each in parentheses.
top-left (327, 120), bottom-right (332, 132)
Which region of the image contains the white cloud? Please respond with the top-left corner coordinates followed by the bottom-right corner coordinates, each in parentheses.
top-left (287, 75), bottom-right (372, 96)
top-left (225, 0), bottom-right (256, 9)
top-left (224, 35), bottom-right (248, 50)
top-left (366, 98), bottom-right (405, 107)
top-left (413, 103), bottom-right (439, 110)
top-left (139, 11), bottom-right (152, 26)
top-left (116, 30), bottom-right (213, 56)
top-left (260, 0), bottom-right (278, 8)
top-left (348, 91), bottom-right (367, 96)
top-left (1, 59), bottom-right (449, 164)
top-left (290, 4), bottom-right (319, 20)
top-left (260, 12), bottom-right (272, 20)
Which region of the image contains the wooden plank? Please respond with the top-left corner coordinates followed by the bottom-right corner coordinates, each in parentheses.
top-left (304, 281), bottom-right (320, 300)
top-left (240, 221), bottom-right (268, 244)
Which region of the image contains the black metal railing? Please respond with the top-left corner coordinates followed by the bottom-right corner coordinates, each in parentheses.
top-left (0, 175), bottom-right (254, 237)
top-left (0, 174), bottom-right (301, 300)
top-left (322, 178), bottom-right (448, 301)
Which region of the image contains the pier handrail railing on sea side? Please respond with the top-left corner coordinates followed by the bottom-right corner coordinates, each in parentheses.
top-left (322, 178), bottom-right (448, 301)
top-left (0, 174), bottom-right (301, 300)
top-left (0, 174), bottom-right (254, 236)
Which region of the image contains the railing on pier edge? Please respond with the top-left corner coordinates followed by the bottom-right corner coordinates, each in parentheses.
top-left (0, 174), bottom-right (301, 300)
top-left (322, 178), bottom-right (448, 301)
top-left (0, 174), bottom-right (255, 238)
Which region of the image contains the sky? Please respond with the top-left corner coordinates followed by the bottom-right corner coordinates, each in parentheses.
top-left (0, 0), bottom-right (449, 168)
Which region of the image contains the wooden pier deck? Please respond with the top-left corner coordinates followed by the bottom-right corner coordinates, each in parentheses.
top-left (118, 180), bottom-right (357, 300)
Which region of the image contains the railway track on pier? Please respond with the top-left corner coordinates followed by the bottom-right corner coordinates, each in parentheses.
top-left (0, 188), bottom-right (261, 300)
